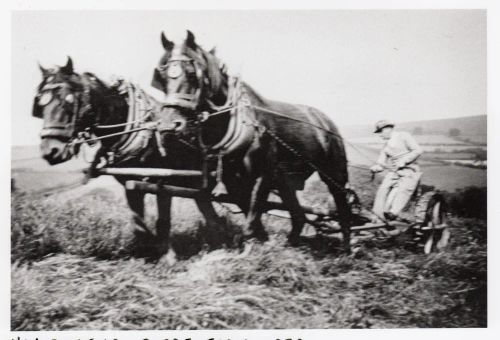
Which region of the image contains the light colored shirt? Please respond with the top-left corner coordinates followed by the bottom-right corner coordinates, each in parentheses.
top-left (377, 131), bottom-right (423, 172)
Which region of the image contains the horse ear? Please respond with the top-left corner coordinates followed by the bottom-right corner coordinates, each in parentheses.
top-left (38, 62), bottom-right (48, 77)
top-left (61, 56), bottom-right (73, 74)
top-left (185, 30), bottom-right (197, 49)
top-left (151, 68), bottom-right (164, 91)
top-left (209, 46), bottom-right (216, 55)
top-left (161, 31), bottom-right (174, 51)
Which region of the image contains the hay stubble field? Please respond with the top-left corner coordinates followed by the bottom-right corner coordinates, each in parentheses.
top-left (11, 149), bottom-right (487, 330)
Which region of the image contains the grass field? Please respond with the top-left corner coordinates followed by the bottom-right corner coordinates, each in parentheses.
top-left (11, 163), bottom-right (487, 330)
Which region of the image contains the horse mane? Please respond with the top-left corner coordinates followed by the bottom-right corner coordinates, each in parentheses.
top-left (197, 47), bottom-right (228, 105)
top-left (201, 50), bottom-right (225, 90)
top-left (239, 82), bottom-right (267, 106)
top-left (195, 47), bottom-right (271, 107)
top-left (81, 72), bottom-right (111, 93)
top-left (80, 72), bottom-right (126, 106)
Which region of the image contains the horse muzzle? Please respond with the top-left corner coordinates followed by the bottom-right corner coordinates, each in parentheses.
top-left (40, 137), bottom-right (72, 165)
top-left (158, 119), bottom-right (187, 133)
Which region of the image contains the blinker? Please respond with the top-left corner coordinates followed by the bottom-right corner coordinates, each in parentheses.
top-left (38, 91), bottom-right (53, 106)
top-left (65, 93), bottom-right (75, 104)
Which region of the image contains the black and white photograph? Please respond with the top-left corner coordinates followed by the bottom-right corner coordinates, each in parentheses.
top-left (6, 2), bottom-right (495, 338)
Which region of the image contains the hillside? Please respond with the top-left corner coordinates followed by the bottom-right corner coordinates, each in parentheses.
top-left (12, 145), bottom-right (92, 193)
top-left (341, 115), bottom-right (486, 143)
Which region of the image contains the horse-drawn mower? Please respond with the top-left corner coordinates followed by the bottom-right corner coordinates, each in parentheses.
top-left (95, 167), bottom-right (451, 254)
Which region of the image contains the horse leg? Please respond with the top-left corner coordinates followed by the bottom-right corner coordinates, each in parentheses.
top-left (326, 184), bottom-right (352, 254)
top-left (125, 188), bottom-right (157, 257)
top-left (195, 194), bottom-right (225, 248)
top-left (243, 176), bottom-right (270, 241)
top-left (223, 174), bottom-right (251, 214)
top-left (276, 177), bottom-right (306, 246)
top-left (125, 188), bottom-right (151, 236)
top-left (156, 192), bottom-right (176, 263)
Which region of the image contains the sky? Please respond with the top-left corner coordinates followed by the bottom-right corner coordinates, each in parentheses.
top-left (11, 10), bottom-right (486, 145)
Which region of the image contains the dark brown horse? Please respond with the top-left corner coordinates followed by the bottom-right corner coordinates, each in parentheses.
top-left (152, 31), bottom-right (352, 251)
top-left (33, 57), bottom-right (205, 259)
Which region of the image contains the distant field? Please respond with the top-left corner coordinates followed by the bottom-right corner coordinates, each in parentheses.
top-left (421, 145), bottom-right (486, 152)
top-left (456, 134), bottom-right (487, 145)
top-left (421, 152), bottom-right (475, 160)
top-left (12, 171), bottom-right (85, 193)
top-left (349, 134), bottom-right (471, 146)
top-left (420, 165), bottom-right (487, 192)
top-left (342, 115), bottom-right (486, 140)
top-left (12, 141), bottom-right (486, 197)
top-left (345, 133), bottom-right (488, 187)
top-left (11, 146), bottom-right (90, 193)
top-left (357, 143), bottom-right (486, 154)
top-left (342, 115), bottom-right (487, 172)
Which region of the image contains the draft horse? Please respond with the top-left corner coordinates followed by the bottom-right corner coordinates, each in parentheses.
top-left (32, 57), bottom-right (205, 259)
top-left (152, 31), bottom-right (352, 251)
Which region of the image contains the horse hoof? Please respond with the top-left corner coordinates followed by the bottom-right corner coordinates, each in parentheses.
top-left (287, 235), bottom-right (301, 247)
top-left (159, 248), bottom-right (177, 266)
top-left (255, 231), bottom-right (269, 242)
top-left (243, 229), bottom-right (269, 243)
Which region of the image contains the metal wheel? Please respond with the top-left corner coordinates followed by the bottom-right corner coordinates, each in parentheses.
top-left (414, 192), bottom-right (450, 254)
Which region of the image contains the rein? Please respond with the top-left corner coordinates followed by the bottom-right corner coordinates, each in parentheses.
top-left (94, 110), bottom-right (153, 129)
top-left (68, 82), bottom-right (171, 162)
top-left (189, 78), bottom-right (380, 200)
top-left (70, 126), bottom-right (151, 145)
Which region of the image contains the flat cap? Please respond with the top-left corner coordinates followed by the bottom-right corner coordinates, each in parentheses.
top-left (374, 120), bottom-right (395, 133)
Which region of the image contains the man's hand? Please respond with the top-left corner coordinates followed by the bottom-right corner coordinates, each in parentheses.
top-left (370, 164), bottom-right (384, 173)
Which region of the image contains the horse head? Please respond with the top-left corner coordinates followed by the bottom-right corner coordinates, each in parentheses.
top-left (33, 57), bottom-right (117, 164)
top-left (152, 31), bottom-right (228, 139)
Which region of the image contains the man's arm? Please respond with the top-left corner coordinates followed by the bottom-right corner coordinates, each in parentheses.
top-left (377, 149), bottom-right (387, 166)
top-left (400, 132), bottom-right (423, 165)
top-left (371, 148), bottom-right (387, 172)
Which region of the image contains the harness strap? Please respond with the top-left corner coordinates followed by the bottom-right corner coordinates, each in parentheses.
top-left (250, 105), bottom-right (344, 141)
top-left (112, 83), bottom-right (140, 154)
top-left (72, 83), bottom-right (169, 166)
top-left (40, 128), bottom-right (74, 138)
top-left (162, 91), bottom-right (200, 110)
top-left (198, 77), bottom-right (251, 154)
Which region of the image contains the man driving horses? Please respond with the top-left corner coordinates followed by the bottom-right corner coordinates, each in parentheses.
top-left (370, 120), bottom-right (423, 222)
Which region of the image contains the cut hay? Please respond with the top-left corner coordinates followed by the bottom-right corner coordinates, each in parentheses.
top-left (12, 217), bottom-right (486, 330)
top-left (11, 168), bottom-right (487, 329)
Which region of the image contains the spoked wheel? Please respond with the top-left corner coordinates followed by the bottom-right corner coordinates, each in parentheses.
top-left (414, 192), bottom-right (450, 254)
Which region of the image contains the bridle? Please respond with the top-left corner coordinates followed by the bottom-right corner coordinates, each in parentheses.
top-left (33, 76), bottom-right (94, 144)
top-left (33, 75), bottom-right (156, 149)
top-left (155, 47), bottom-right (208, 112)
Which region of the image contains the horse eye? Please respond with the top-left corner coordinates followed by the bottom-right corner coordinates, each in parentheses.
top-left (38, 91), bottom-right (53, 106)
top-left (184, 63), bottom-right (195, 73)
top-left (65, 93), bottom-right (75, 104)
